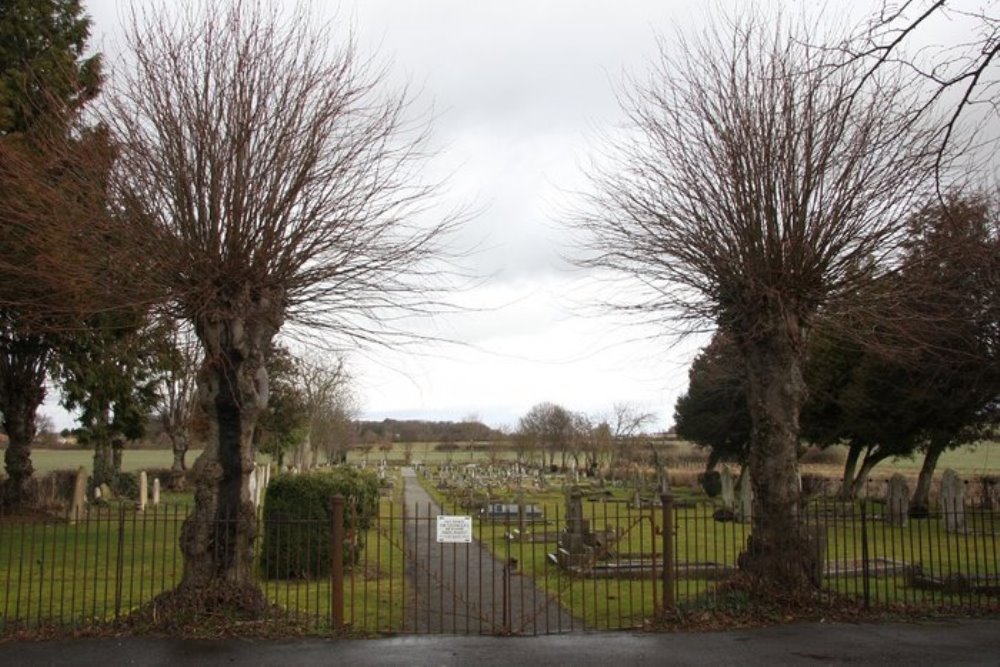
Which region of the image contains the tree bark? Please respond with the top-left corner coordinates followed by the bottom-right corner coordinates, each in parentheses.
top-left (837, 442), bottom-right (863, 500)
top-left (178, 296), bottom-right (282, 598)
top-left (0, 340), bottom-right (47, 509)
top-left (170, 434), bottom-right (189, 472)
top-left (738, 322), bottom-right (814, 590)
top-left (848, 450), bottom-right (889, 499)
top-left (910, 436), bottom-right (947, 516)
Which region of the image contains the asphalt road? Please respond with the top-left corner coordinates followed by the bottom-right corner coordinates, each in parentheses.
top-left (401, 468), bottom-right (577, 634)
top-left (2, 619), bottom-right (998, 666)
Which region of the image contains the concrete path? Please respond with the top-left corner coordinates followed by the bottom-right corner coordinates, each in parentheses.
top-left (401, 468), bottom-right (577, 634)
top-left (2, 619), bottom-right (998, 665)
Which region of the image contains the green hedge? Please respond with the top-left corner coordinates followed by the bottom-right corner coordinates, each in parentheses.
top-left (259, 466), bottom-right (379, 579)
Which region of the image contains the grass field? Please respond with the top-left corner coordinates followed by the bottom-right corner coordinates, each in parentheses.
top-left (17, 440), bottom-right (1000, 478)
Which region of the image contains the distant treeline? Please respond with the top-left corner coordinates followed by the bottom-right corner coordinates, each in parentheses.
top-left (353, 419), bottom-right (506, 444)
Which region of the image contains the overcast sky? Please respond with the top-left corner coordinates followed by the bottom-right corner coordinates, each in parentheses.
top-left (44, 1), bottom-right (908, 433)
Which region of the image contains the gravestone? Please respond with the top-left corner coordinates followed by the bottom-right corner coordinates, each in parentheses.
top-left (69, 466), bottom-right (87, 523)
top-left (138, 471), bottom-right (148, 511)
top-left (152, 477), bottom-right (161, 507)
top-left (735, 469), bottom-right (753, 524)
top-left (886, 474), bottom-right (910, 527)
top-left (940, 468), bottom-right (966, 533)
top-left (557, 491), bottom-right (596, 568)
top-left (719, 468), bottom-right (735, 508)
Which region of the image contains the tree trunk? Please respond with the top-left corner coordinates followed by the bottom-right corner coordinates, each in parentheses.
top-left (910, 436), bottom-right (947, 516)
top-left (170, 433), bottom-right (189, 472)
top-left (0, 340), bottom-right (48, 509)
top-left (739, 324), bottom-right (814, 590)
top-left (837, 442), bottom-right (863, 500)
top-left (178, 300), bottom-right (281, 604)
top-left (848, 450), bottom-right (889, 499)
top-left (92, 439), bottom-right (113, 490)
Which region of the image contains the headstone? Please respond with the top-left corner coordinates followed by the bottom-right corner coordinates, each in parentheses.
top-left (138, 471), bottom-right (148, 511)
top-left (98, 483), bottom-right (113, 501)
top-left (557, 491), bottom-right (597, 567)
top-left (152, 478), bottom-right (161, 507)
top-left (940, 468), bottom-right (966, 533)
top-left (886, 474), bottom-right (910, 527)
top-left (735, 469), bottom-right (753, 524)
top-left (249, 466), bottom-right (259, 508)
top-left (69, 466), bottom-right (87, 523)
top-left (719, 468), bottom-right (735, 508)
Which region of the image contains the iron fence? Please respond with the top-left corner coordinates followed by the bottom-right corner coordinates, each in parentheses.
top-left (1, 495), bottom-right (997, 636)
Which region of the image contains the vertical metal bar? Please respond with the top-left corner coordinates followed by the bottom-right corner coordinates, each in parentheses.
top-left (860, 500), bottom-right (870, 609)
top-left (661, 494), bottom-right (674, 613)
top-left (478, 509), bottom-right (484, 635)
top-left (426, 501), bottom-right (432, 634)
top-left (130, 507), bottom-right (139, 612)
top-left (387, 500), bottom-right (394, 633)
top-left (375, 500), bottom-right (381, 632)
top-left (650, 504), bottom-right (658, 615)
top-left (114, 504), bottom-right (125, 620)
top-left (330, 494), bottom-right (345, 630)
top-left (349, 502), bottom-right (357, 628)
top-left (1, 519), bottom-right (11, 624)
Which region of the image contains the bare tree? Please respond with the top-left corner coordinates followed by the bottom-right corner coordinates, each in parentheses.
top-left (106, 1), bottom-right (455, 609)
top-left (575, 12), bottom-right (940, 590)
top-left (846, 2), bottom-right (1000, 176)
top-left (291, 351), bottom-right (353, 469)
top-left (154, 319), bottom-right (201, 476)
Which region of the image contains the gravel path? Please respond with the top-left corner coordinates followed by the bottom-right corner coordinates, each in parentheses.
top-left (401, 468), bottom-right (579, 635)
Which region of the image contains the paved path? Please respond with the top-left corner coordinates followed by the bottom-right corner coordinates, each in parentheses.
top-left (401, 468), bottom-right (577, 634)
top-left (3, 619), bottom-right (999, 665)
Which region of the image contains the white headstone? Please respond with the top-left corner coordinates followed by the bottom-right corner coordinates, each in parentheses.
top-left (736, 469), bottom-right (753, 523)
top-left (69, 466), bottom-right (87, 523)
top-left (719, 468), bottom-right (735, 508)
top-left (138, 471), bottom-right (148, 512)
top-left (940, 468), bottom-right (966, 533)
top-left (152, 477), bottom-right (161, 507)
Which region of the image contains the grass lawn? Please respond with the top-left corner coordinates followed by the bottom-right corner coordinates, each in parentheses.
top-left (418, 469), bottom-right (1000, 628)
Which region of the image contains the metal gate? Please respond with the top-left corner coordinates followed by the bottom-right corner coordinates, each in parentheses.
top-left (333, 468), bottom-right (666, 635)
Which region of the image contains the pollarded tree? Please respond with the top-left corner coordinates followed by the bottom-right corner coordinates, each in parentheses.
top-left (106, 2), bottom-right (455, 609)
top-left (576, 12), bottom-right (940, 589)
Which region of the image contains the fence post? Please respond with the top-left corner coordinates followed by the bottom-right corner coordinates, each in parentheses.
top-left (660, 493), bottom-right (674, 613)
top-left (860, 499), bottom-right (870, 610)
top-left (330, 494), bottom-right (345, 630)
top-left (114, 503), bottom-right (126, 620)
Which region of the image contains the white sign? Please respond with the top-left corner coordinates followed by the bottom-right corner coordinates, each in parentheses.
top-left (436, 515), bottom-right (473, 543)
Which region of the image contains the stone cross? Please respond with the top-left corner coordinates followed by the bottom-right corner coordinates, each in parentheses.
top-left (940, 468), bottom-right (966, 533)
top-left (886, 474), bottom-right (910, 527)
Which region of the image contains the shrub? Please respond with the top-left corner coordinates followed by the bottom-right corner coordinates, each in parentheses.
top-left (259, 466), bottom-right (379, 579)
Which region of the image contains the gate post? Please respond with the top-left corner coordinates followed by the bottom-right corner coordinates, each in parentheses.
top-left (660, 493), bottom-right (674, 613)
top-left (330, 494), bottom-right (345, 629)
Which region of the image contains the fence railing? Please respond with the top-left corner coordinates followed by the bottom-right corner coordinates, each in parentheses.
top-left (1, 496), bottom-right (997, 635)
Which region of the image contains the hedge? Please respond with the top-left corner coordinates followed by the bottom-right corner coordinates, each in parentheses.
top-left (259, 466), bottom-right (380, 579)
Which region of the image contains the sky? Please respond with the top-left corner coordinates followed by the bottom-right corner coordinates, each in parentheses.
top-left (42, 0), bottom-right (917, 434)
